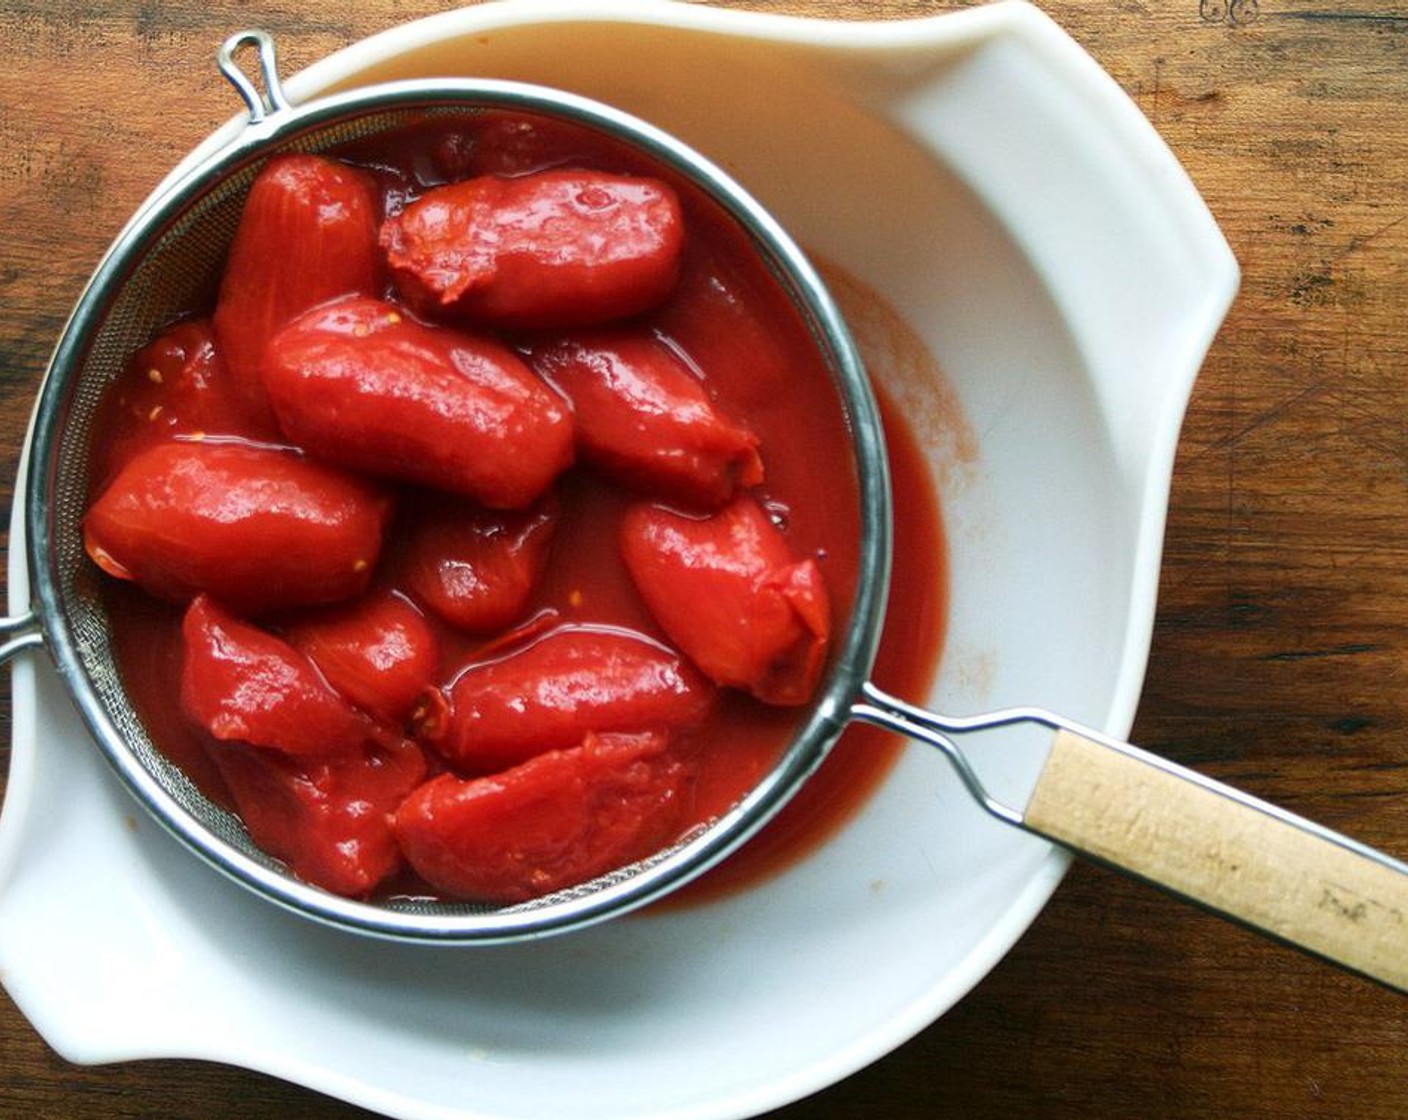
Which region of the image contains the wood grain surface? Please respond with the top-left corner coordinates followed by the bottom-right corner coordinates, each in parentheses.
top-left (3, 1), bottom-right (1407, 1117)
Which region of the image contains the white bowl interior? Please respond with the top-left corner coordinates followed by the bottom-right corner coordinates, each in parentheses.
top-left (0, 4), bottom-right (1235, 1119)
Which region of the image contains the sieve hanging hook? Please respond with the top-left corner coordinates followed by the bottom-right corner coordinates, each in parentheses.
top-left (217, 29), bottom-right (291, 124)
top-left (0, 609), bottom-right (43, 664)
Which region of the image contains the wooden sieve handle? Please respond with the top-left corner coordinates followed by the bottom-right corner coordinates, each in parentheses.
top-left (1025, 728), bottom-right (1408, 993)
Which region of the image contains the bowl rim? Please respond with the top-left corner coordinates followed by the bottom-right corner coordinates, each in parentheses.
top-left (1, 4), bottom-right (1239, 1118)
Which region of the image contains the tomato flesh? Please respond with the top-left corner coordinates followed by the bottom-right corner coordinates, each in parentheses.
top-left (180, 595), bottom-right (376, 757)
top-left (211, 734), bottom-right (427, 899)
top-left (621, 497), bottom-right (831, 706)
top-left (381, 170), bottom-right (683, 329)
top-left (531, 330), bottom-right (763, 508)
top-left (282, 591), bottom-right (440, 726)
top-left (83, 440), bottom-right (392, 613)
top-left (397, 493), bottom-right (559, 634)
top-left (432, 625), bottom-right (714, 774)
top-left (213, 154), bottom-right (381, 417)
top-left (393, 732), bottom-right (686, 903)
top-left (261, 296), bottom-right (573, 508)
top-left (88, 320), bottom-right (259, 488)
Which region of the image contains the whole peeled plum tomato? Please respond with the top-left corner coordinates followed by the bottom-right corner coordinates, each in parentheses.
top-left (621, 496), bottom-right (832, 706)
top-left (430, 626), bottom-right (714, 774)
top-left (180, 595), bottom-right (377, 757)
top-left (381, 169), bottom-right (684, 330)
top-left (211, 733), bottom-right (428, 899)
top-left (84, 439), bottom-right (393, 613)
top-left (396, 493), bottom-right (560, 634)
top-left (531, 330), bottom-right (763, 509)
top-left (393, 731), bottom-right (688, 903)
top-left (213, 153), bottom-right (381, 419)
top-left (282, 591), bottom-right (441, 726)
top-left (261, 296), bottom-right (574, 509)
top-left (88, 319), bottom-right (262, 488)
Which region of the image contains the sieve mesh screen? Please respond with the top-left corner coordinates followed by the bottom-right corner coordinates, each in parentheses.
top-left (30, 85), bottom-right (878, 940)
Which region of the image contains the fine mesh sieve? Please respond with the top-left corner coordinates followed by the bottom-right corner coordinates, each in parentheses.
top-left (6, 30), bottom-right (892, 942)
top-left (12, 31), bottom-right (1408, 987)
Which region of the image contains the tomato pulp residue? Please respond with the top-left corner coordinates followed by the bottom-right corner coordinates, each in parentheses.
top-left (87, 112), bottom-right (948, 907)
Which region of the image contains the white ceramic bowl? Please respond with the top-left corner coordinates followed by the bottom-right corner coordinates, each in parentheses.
top-left (0, 2), bottom-right (1236, 1118)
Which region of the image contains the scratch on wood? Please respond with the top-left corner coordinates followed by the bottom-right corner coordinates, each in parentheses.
top-left (1199, 380), bottom-right (1330, 456)
top-left (1288, 268), bottom-right (1334, 307)
top-left (1329, 214), bottom-right (1408, 265)
top-left (1260, 642), bottom-right (1382, 662)
top-left (1276, 11), bottom-right (1408, 25)
top-left (1344, 759), bottom-right (1408, 773)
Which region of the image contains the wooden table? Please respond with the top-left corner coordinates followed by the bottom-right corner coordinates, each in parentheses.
top-left (2, 1), bottom-right (1406, 1116)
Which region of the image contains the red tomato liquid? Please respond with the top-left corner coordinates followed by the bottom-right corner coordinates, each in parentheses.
top-left (93, 113), bottom-right (948, 904)
top-left (674, 385), bottom-right (947, 903)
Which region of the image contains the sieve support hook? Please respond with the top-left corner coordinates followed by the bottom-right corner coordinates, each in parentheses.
top-left (0, 609), bottom-right (44, 666)
top-left (218, 29), bottom-right (291, 124)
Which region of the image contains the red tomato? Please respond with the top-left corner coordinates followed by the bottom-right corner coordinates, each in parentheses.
top-left (393, 731), bottom-right (687, 902)
top-left (431, 625), bottom-right (713, 773)
top-left (455, 112), bottom-right (613, 179)
top-left (87, 320), bottom-right (263, 488)
top-left (530, 331), bottom-right (763, 508)
top-left (180, 595), bottom-right (375, 756)
top-left (83, 440), bottom-right (392, 613)
top-left (261, 297), bottom-right (573, 508)
top-left (398, 494), bottom-right (559, 633)
top-left (650, 220), bottom-right (804, 417)
top-left (282, 591), bottom-right (440, 726)
top-left (380, 170), bottom-right (683, 329)
top-left (209, 733), bottom-right (427, 898)
top-left (620, 497), bottom-right (831, 706)
top-left (213, 154), bottom-right (380, 416)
